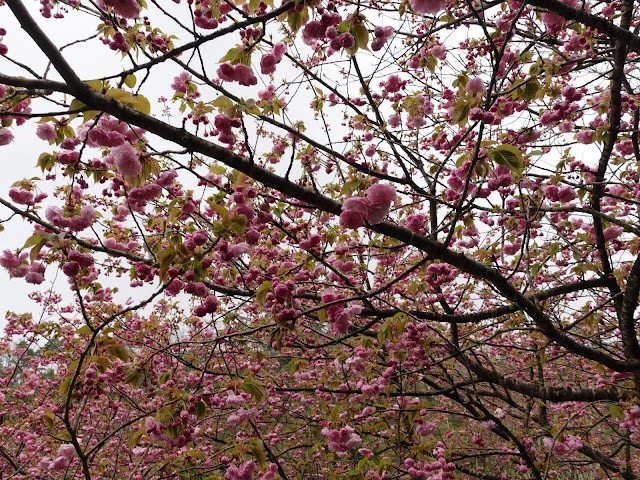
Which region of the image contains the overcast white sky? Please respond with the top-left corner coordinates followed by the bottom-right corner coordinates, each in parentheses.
top-left (0, 2), bottom-right (186, 322)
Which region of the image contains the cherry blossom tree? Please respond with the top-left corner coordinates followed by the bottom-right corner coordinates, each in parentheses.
top-left (1, 0), bottom-right (640, 478)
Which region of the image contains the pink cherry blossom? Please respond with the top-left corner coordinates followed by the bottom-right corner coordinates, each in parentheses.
top-left (216, 63), bottom-right (257, 86)
top-left (8, 188), bottom-right (34, 204)
top-left (99, 0), bottom-right (140, 18)
top-left (542, 12), bottom-right (565, 35)
top-left (371, 26), bottom-right (394, 51)
top-left (36, 123), bottom-right (57, 141)
top-left (0, 129), bottom-right (14, 145)
top-left (409, 0), bottom-right (446, 14)
top-left (467, 77), bottom-right (486, 96)
top-left (112, 142), bottom-right (142, 177)
top-left (321, 426), bottom-right (362, 453)
top-left (224, 461), bottom-right (257, 480)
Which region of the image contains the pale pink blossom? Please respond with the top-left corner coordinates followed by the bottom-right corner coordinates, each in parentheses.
top-left (224, 461), bottom-right (257, 480)
top-left (603, 225), bottom-right (623, 240)
top-left (431, 44), bottom-right (446, 59)
top-left (226, 407), bottom-right (258, 427)
top-left (225, 390), bottom-right (246, 406)
top-left (112, 142), bottom-right (142, 177)
top-left (543, 435), bottom-right (583, 455)
top-left (388, 114), bottom-right (401, 128)
top-left (416, 420), bottom-right (438, 436)
top-left (229, 242), bottom-right (249, 258)
top-left (36, 123), bottom-right (57, 141)
top-left (467, 77), bottom-right (486, 96)
top-left (340, 184), bottom-right (397, 228)
top-left (321, 426), bottom-right (362, 453)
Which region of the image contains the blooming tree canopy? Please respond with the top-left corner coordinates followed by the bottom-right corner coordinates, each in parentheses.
top-left (2, 0), bottom-right (640, 478)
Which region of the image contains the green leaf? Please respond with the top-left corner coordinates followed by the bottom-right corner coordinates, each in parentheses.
top-left (157, 248), bottom-right (176, 283)
top-left (59, 377), bottom-right (72, 396)
top-left (256, 281), bottom-right (272, 306)
top-left (22, 233), bottom-right (44, 249)
top-left (241, 377), bottom-right (266, 403)
top-left (489, 144), bottom-right (526, 177)
top-left (134, 94), bottom-right (151, 115)
top-left (125, 369), bottom-right (142, 386)
top-left (425, 55), bottom-right (437, 73)
top-left (520, 80), bottom-right (539, 101)
top-left (195, 400), bottom-right (207, 419)
top-left (608, 404), bottom-right (624, 419)
top-left (219, 46), bottom-right (242, 64)
top-left (124, 74), bottom-right (137, 88)
top-left (106, 88), bottom-right (138, 104)
top-left (43, 408), bottom-right (55, 429)
top-left (248, 438), bottom-right (267, 467)
top-left (210, 165), bottom-right (226, 175)
top-left (287, 10), bottom-right (307, 33)
top-left (83, 110), bottom-right (100, 121)
top-left (75, 325), bottom-right (94, 336)
top-left (349, 22), bottom-right (369, 54)
top-left (127, 427), bottom-right (145, 448)
top-left (85, 79), bottom-right (104, 91)
top-left (69, 98), bottom-right (86, 114)
top-left (450, 100), bottom-right (470, 126)
top-left (107, 343), bottom-right (130, 362)
top-left (212, 96), bottom-right (234, 110)
top-left (209, 202), bottom-right (229, 219)
top-left (30, 238), bottom-right (47, 264)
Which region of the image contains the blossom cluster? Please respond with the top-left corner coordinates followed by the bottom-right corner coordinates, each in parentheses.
top-left (301, 11), bottom-right (342, 46)
top-left (260, 42), bottom-right (286, 75)
top-left (214, 114), bottom-right (242, 145)
top-left (371, 26), bottom-right (394, 51)
top-left (320, 426), bottom-right (362, 456)
top-left (98, 0), bottom-right (140, 18)
top-left (339, 183), bottom-right (397, 228)
top-left (45, 205), bottom-right (96, 232)
top-left (217, 63), bottom-right (258, 86)
top-left (0, 250), bottom-right (45, 284)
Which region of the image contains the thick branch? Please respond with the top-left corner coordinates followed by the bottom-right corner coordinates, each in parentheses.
top-left (528, 0), bottom-right (640, 51)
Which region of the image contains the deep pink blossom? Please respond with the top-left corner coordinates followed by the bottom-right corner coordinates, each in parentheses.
top-left (339, 210), bottom-right (366, 229)
top-left (9, 188), bottom-right (34, 205)
top-left (0, 129), bottom-right (14, 146)
top-left (194, 15), bottom-right (219, 29)
top-left (99, 0), bottom-right (140, 18)
top-left (542, 12), bottom-right (564, 35)
top-left (409, 0), bottom-right (446, 14)
top-left (216, 63), bottom-right (257, 86)
top-left (260, 53), bottom-right (277, 75)
top-left (371, 26), bottom-right (394, 51)
top-left (171, 71), bottom-right (191, 93)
